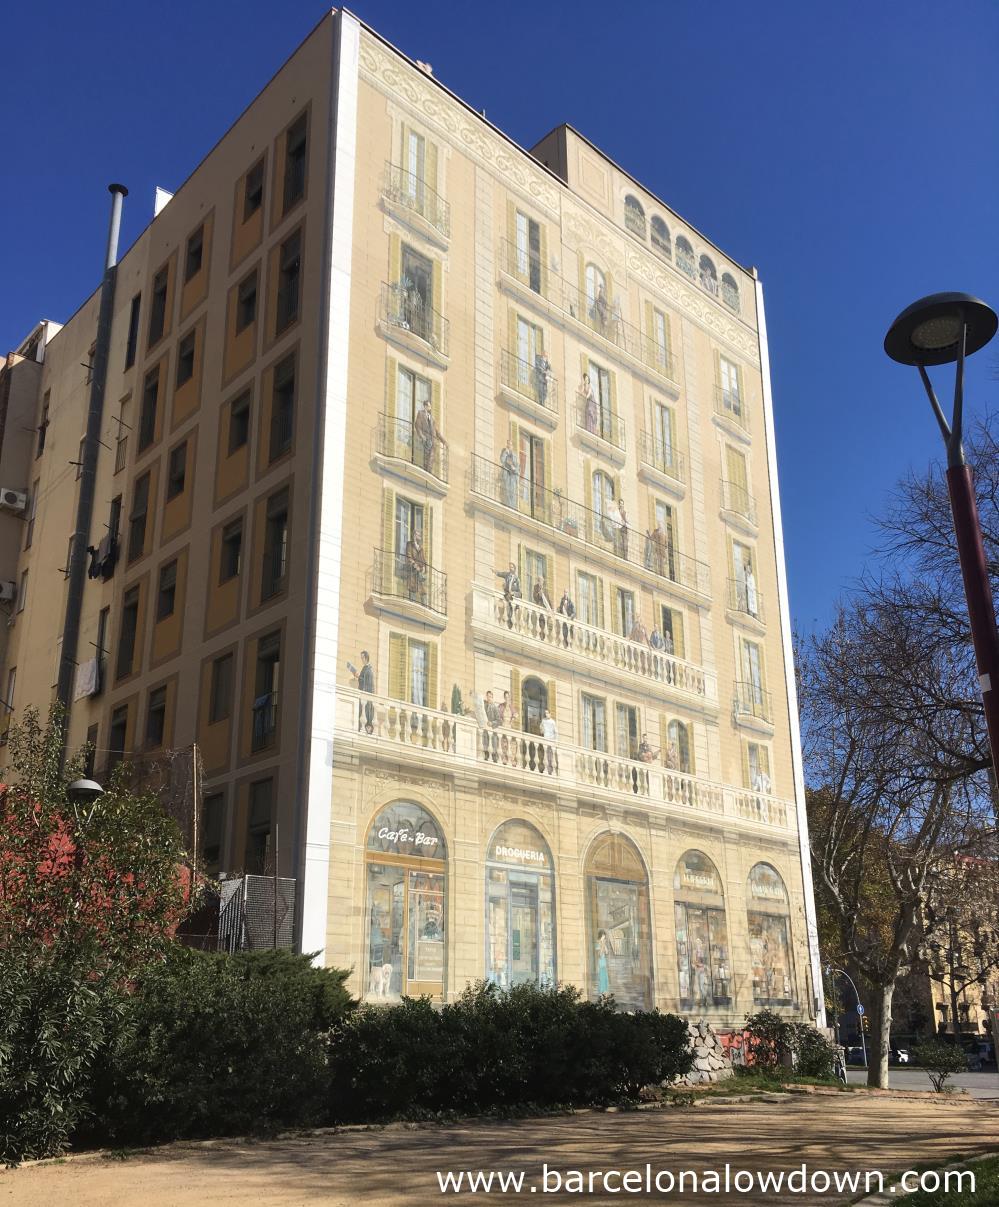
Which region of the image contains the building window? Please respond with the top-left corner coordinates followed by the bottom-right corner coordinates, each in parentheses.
top-left (269, 355), bottom-right (295, 461)
top-left (699, 254), bottom-right (719, 296)
top-left (261, 490), bottom-right (289, 600)
top-left (244, 158), bottom-right (264, 221)
top-left (201, 792), bottom-right (224, 876)
top-left (387, 633), bottom-right (436, 709)
top-left (252, 632), bottom-right (280, 751)
top-left (124, 293), bottom-right (141, 369)
top-left (624, 194), bottom-right (646, 239)
top-left (514, 210), bottom-right (542, 293)
top-left (741, 639), bottom-right (766, 714)
top-left (128, 472), bottom-right (150, 562)
top-left (108, 494), bottom-right (122, 542)
top-left (24, 481), bottom-right (38, 549)
top-left (36, 392), bottom-right (50, 458)
top-left (519, 676), bottom-right (550, 736)
top-left (747, 864), bottom-right (795, 1006)
top-left (365, 802), bottom-right (446, 1000)
top-left (585, 833), bottom-right (653, 1010)
top-left (674, 851), bottom-right (731, 1010)
top-left (84, 722), bottom-right (97, 777)
top-left (614, 702), bottom-right (640, 760)
top-left (108, 705), bottom-right (128, 775)
top-left (209, 653), bottom-right (233, 723)
top-left (576, 571), bottom-right (601, 628)
top-left (220, 518), bottom-right (243, 583)
top-left (138, 369), bottom-right (158, 450)
top-left (166, 441), bottom-right (187, 500)
top-left (650, 216), bottom-right (671, 258)
top-left (275, 230), bottom-right (301, 332)
top-left (719, 355), bottom-right (742, 419)
top-left (116, 586), bottom-right (140, 679)
top-left (85, 341), bottom-right (96, 386)
top-left (485, 820), bottom-right (556, 990)
top-left (675, 236), bottom-right (695, 279)
top-left (176, 330), bottom-right (196, 388)
top-left (516, 429), bottom-right (547, 519)
top-left (746, 741), bottom-right (772, 793)
top-left (236, 270), bottom-right (258, 334)
top-left (665, 718), bottom-right (694, 774)
top-left (721, 272), bottom-right (740, 312)
top-left (148, 265), bottom-right (168, 345)
top-left (184, 225), bottom-right (204, 282)
top-left (613, 586), bottom-right (636, 639)
top-left (581, 693), bottom-right (607, 752)
top-left (228, 390), bottom-right (251, 454)
top-left (145, 685), bottom-right (167, 748)
top-left (96, 605), bottom-right (110, 671)
top-left (15, 570), bottom-right (28, 614)
top-left (282, 112), bottom-right (308, 214)
top-left (156, 559), bottom-right (177, 621)
top-left (246, 778), bottom-right (273, 873)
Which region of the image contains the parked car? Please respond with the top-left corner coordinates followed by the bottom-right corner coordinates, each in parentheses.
top-left (846, 1046), bottom-right (866, 1065)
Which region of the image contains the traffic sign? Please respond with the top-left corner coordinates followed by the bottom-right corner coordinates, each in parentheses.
top-left (856, 1003), bottom-right (865, 1015)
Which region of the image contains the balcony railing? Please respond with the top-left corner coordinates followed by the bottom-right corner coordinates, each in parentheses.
top-left (727, 577), bottom-right (764, 624)
top-left (474, 585), bottom-right (716, 704)
top-left (336, 687), bottom-right (794, 831)
top-left (470, 453), bottom-right (711, 596)
top-left (499, 350), bottom-right (559, 414)
top-left (714, 385), bottom-right (748, 433)
top-left (252, 691), bottom-right (278, 751)
top-left (380, 282), bottom-right (449, 358)
top-left (376, 413), bottom-right (448, 484)
top-left (721, 479), bottom-right (757, 525)
top-left (499, 239), bottom-right (676, 383)
top-left (734, 681), bottom-right (773, 725)
top-left (574, 395), bottom-right (626, 452)
top-left (371, 546), bottom-right (447, 616)
top-left (638, 431), bottom-right (685, 484)
top-left (381, 162), bottom-right (451, 239)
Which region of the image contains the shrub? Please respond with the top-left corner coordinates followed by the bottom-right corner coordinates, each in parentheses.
top-left (790, 1022), bottom-right (836, 1078)
top-left (87, 948), bottom-right (353, 1145)
top-left (0, 955), bottom-right (120, 1166)
top-left (913, 1039), bottom-right (967, 1092)
top-left (743, 1011), bottom-right (835, 1080)
top-left (328, 981), bottom-right (690, 1121)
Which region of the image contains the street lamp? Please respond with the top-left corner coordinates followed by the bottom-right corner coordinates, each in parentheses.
top-left (884, 292), bottom-right (999, 776)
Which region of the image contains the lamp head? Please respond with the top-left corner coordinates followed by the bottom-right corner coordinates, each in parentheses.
top-left (68, 778), bottom-right (105, 803)
top-left (884, 292), bottom-right (997, 367)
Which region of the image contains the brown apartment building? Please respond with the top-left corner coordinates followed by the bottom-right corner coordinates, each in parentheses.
top-left (0, 9), bottom-right (824, 1025)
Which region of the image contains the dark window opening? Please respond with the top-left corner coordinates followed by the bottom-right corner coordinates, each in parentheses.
top-left (236, 271), bottom-right (258, 333)
top-left (220, 518), bottom-right (243, 583)
top-left (156, 559), bottom-right (177, 621)
top-left (283, 114), bottom-right (307, 213)
top-left (244, 159), bottom-right (264, 221)
top-left (228, 390), bottom-right (251, 454)
top-left (209, 653), bottom-right (233, 724)
top-left (246, 778), bottom-right (273, 873)
top-left (252, 633), bottom-right (280, 752)
top-left (275, 230), bottom-right (301, 332)
top-left (107, 706), bottom-right (128, 775)
top-left (176, 330), bottom-right (196, 387)
top-left (148, 266), bottom-right (168, 346)
top-left (116, 587), bottom-right (140, 679)
top-left (262, 490), bottom-right (289, 600)
top-left (146, 686), bottom-right (167, 748)
top-left (125, 294), bottom-right (141, 369)
top-left (201, 792), bottom-right (224, 875)
top-left (138, 369), bottom-right (158, 450)
top-left (184, 225), bottom-right (204, 282)
top-left (128, 473), bottom-right (150, 562)
top-left (166, 442), bottom-right (187, 500)
top-left (269, 355), bottom-right (295, 461)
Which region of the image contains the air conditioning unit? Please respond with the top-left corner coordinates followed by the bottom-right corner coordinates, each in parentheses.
top-left (0, 488), bottom-right (27, 513)
top-left (0, 581), bottom-right (15, 602)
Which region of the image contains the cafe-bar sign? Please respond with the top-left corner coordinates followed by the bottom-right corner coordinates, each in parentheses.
top-left (377, 825), bottom-right (440, 853)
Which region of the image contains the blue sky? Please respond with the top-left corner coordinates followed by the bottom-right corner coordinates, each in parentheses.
top-left (2, 0), bottom-right (996, 631)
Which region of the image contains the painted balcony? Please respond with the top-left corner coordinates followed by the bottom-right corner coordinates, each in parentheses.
top-left (498, 349), bottom-right (559, 424)
top-left (638, 431), bottom-right (686, 494)
top-left (720, 479), bottom-right (758, 530)
top-left (375, 412), bottom-right (449, 492)
top-left (335, 687), bottom-right (795, 834)
top-left (380, 162), bottom-right (451, 243)
top-left (471, 585), bottom-right (717, 709)
top-left (378, 282), bottom-right (449, 363)
top-left (733, 680), bottom-right (774, 728)
top-left (713, 386), bottom-right (749, 437)
top-left (727, 577), bottom-right (765, 626)
top-left (370, 547), bottom-right (448, 625)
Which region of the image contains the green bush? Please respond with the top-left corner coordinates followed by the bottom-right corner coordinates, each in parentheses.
top-left (790, 1022), bottom-right (836, 1078)
top-left (913, 1039), bottom-right (967, 1092)
top-left (87, 948), bottom-right (354, 1145)
top-left (743, 1010), bottom-right (835, 1080)
top-left (328, 981), bottom-right (691, 1121)
top-left (0, 955), bottom-right (119, 1166)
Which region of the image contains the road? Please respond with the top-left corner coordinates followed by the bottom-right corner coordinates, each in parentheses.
top-left (4, 1093), bottom-right (998, 1205)
top-left (846, 1068), bottom-right (999, 1099)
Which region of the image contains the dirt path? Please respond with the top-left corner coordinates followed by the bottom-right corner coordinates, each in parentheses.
top-left (4, 1094), bottom-right (998, 1205)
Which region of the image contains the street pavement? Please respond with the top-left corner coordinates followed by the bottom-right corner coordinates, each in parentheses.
top-left (846, 1068), bottom-right (999, 1099)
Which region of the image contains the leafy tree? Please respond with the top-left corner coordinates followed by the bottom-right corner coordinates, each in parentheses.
top-left (913, 1038), bottom-right (968, 1092)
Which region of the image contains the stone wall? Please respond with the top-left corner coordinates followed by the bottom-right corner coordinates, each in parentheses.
top-left (670, 1020), bottom-right (734, 1085)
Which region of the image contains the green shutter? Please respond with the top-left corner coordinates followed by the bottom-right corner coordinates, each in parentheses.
top-left (595, 575), bottom-right (605, 629)
top-left (431, 258), bottom-right (442, 320)
top-left (517, 542), bottom-right (525, 587)
top-left (538, 222), bottom-right (548, 295)
top-left (426, 505), bottom-right (434, 565)
top-left (382, 488), bottom-right (395, 554)
top-left (508, 309), bottom-right (519, 360)
top-left (388, 633), bottom-right (407, 700)
top-left (427, 642), bottom-right (439, 710)
top-left (431, 379), bottom-right (442, 429)
top-left (386, 358), bottom-right (399, 455)
top-left (686, 723), bottom-right (696, 774)
top-left (546, 679), bottom-right (557, 720)
top-left (609, 368), bottom-right (618, 420)
top-left (399, 121), bottom-right (408, 164)
top-left (426, 140), bottom-right (438, 194)
top-left (670, 608), bottom-right (685, 659)
top-left (645, 300), bottom-right (654, 342)
top-left (506, 201), bottom-right (517, 273)
top-left (545, 553), bottom-right (555, 599)
top-left (660, 715), bottom-right (669, 761)
top-left (511, 668), bottom-right (522, 727)
top-left (742, 741), bottom-right (752, 789)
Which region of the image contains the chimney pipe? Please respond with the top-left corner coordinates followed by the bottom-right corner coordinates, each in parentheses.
top-left (56, 185), bottom-right (127, 750)
top-left (105, 183), bottom-right (128, 270)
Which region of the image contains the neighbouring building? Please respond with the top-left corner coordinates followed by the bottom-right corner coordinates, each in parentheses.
top-left (0, 9), bottom-right (824, 1026)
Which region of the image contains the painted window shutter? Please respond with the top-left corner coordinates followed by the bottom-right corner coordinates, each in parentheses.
top-left (431, 379), bottom-right (442, 429)
top-left (427, 642), bottom-right (439, 709)
top-left (609, 368), bottom-right (618, 420)
top-left (426, 140), bottom-right (438, 193)
top-left (727, 446), bottom-right (748, 491)
top-left (605, 272), bottom-right (614, 308)
top-left (426, 505), bottom-right (434, 565)
top-left (713, 349), bottom-right (723, 390)
top-left (545, 552), bottom-right (555, 596)
top-left (506, 201), bottom-right (517, 272)
top-left (510, 667), bottom-right (522, 715)
top-left (399, 121), bottom-right (408, 163)
top-left (517, 542), bottom-right (526, 586)
top-left (583, 457), bottom-right (594, 538)
top-left (760, 745), bottom-right (771, 780)
top-left (546, 679), bottom-right (557, 720)
top-left (389, 234), bottom-right (402, 285)
top-left (537, 223), bottom-right (548, 294)
top-left (580, 351), bottom-right (589, 385)
top-left (660, 714), bottom-right (670, 760)
top-left (685, 723), bottom-right (696, 774)
top-left (431, 258), bottom-right (442, 318)
top-left (508, 309), bottom-right (519, 360)
top-left (385, 358), bottom-right (399, 456)
top-left (595, 575), bottom-right (605, 629)
top-left (670, 608), bottom-right (685, 659)
top-left (388, 633), bottom-right (408, 700)
top-left (645, 300), bottom-right (654, 343)
top-left (742, 741), bottom-right (752, 789)
top-left (577, 250), bottom-right (586, 295)
top-left (382, 487), bottom-right (395, 554)
top-left (509, 418), bottom-right (520, 459)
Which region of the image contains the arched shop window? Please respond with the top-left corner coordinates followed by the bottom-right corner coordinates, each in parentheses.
top-left (485, 820), bottom-right (556, 989)
top-left (365, 802), bottom-right (446, 1001)
top-left (673, 850), bottom-right (731, 1010)
top-left (584, 832), bottom-right (653, 1010)
top-left (747, 863), bottom-right (796, 1006)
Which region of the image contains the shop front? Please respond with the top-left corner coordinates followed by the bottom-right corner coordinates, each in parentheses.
top-left (584, 832), bottom-right (654, 1010)
top-left (485, 820), bottom-right (556, 988)
top-left (747, 862), bottom-right (796, 1006)
top-left (674, 850), bottom-right (732, 1011)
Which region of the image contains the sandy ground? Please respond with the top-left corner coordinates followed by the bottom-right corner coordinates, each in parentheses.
top-left (3, 1093), bottom-right (998, 1206)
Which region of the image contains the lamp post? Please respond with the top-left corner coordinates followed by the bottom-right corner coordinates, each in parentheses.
top-left (884, 293), bottom-right (999, 778)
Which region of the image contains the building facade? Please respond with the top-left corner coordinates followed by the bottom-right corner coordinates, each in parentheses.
top-left (0, 10), bottom-right (823, 1026)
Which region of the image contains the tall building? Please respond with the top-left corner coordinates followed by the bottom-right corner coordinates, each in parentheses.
top-left (0, 10), bottom-right (823, 1025)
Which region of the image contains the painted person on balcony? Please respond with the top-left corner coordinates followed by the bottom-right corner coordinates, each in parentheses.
top-left (404, 531), bottom-right (428, 604)
top-left (540, 708), bottom-right (558, 742)
top-left (414, 396), bottom-right (447, 474)
top-left (496, 561), bottom-right (521, 628)
top-left (485, 690), bottom-right (502, 728)
top-left (628, 615), bottom-right (650, 646)
top-left (578, 374), bottom-right (598, 434)
top-left (349, 650), bottom-right (375, 734)
top-left (663, 739), bottom-right (680, 770)
top-left (637, 734), bottom-right (659, 763)
top-left (557, 589), bottom-right (576, 645)
top-left (591, 283), bottom-right (609, 334)
top-left (532, 577), bottom-right (553, 611)
top-left (499, 690), bottom-right (519, 728)
top-left (533, 350), bottom-right (551, 407)
top-left (500, 440), bottom-right (520, 508)
top-left (645, 523), bottom-right (668, 577)
top-left (649, 626), bottom-right (665, 651)
top-left (595, 929), bottom-right (611, 995)
top-left (743, 563), bottom-right (758, 617)
top-left (608, 497), bottom-right (629, 559)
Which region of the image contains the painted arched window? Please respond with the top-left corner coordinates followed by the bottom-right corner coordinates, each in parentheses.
top-left (699, 255), bottom-right (719, 296)
top-left (584, 262), bottom-right (609, 335)
top-left (624, 195), bottom-right (646, 239)
top-left (585, 832), bottom-right (653, 1009)
top-left (673, 850), bottom-right (731, 1010)
top-left (650, 216), bottom-right (671, 258)
top-left (521, 675), bottom-right (548, 735)
top-left (365, 802), bottom-right (446, 1001)
top-left (485, 820), bottom-right (556, 988)
top-left (592, 469), bottom-right (617, 548)
top-left (747, 863), bottom-right (795, 1006)
top-left (675, 236), bottom-right (695, 279)
top-left (665, 719), bottom-right (694, 774)
top-left (721, 272), bottom-right (740, 312)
